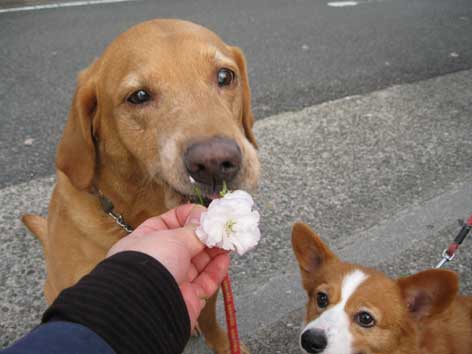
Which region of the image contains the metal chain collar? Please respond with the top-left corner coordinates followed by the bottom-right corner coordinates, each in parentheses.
top-left (97, 192), bottom-right (134, 234)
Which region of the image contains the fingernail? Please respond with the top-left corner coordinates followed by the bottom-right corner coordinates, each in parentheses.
top-left (185, 205), bottom-right (204, 226)
top-left (187, 218), bottom-right (200, 225)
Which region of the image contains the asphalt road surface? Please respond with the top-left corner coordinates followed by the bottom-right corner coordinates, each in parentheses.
top-left (1, 0), bottom-right (472, 352)
top-left (1, 0), bottom-right (472, 188)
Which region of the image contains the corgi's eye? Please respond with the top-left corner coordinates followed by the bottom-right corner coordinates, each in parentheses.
top-left (355, 311), bottom-right (376, 328)
top-left (316, 292), bottom-right (329, 308)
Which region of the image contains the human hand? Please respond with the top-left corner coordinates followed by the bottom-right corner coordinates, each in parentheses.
top-left (107, 204), bottom-right (230, 329)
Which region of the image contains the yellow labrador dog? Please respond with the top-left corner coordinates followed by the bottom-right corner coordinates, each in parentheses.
top-left (23, 19), bottom-right (260, 354)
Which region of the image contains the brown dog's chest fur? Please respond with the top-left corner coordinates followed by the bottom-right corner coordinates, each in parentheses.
top-left (44, 171), bottom-right (168, 301)
top-left (44, 139), bottom-right (186, 301)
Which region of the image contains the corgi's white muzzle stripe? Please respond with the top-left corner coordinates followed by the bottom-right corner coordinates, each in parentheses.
top-left (301, 270), bottom-right (368, 354)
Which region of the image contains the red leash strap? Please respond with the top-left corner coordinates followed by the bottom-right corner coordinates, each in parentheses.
top-left (467, 214), bottom-right (472, 227)
top-left (436, 212), bottom-right (472, 268)
top-left (446, 213), bottom-right (472, 257)
top-left (221, 274), bottom-right (241, 354)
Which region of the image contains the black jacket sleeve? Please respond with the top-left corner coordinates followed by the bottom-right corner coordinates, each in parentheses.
top-left (41, 251), bottom-right (191, 354)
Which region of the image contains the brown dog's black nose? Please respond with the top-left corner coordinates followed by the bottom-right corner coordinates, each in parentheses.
top-left (184, 137), bottom-right (242, 186)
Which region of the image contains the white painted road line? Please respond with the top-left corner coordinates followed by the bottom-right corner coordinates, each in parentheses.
top-left (327, 1), bottom-right (359, 7)
top-left (0, 0), bottom-right (138, 14)
top-left (327, 0), bottom-right (386, 7)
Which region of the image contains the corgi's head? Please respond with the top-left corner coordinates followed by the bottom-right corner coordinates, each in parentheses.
top-left (291, 222), bottom-right (459, 354)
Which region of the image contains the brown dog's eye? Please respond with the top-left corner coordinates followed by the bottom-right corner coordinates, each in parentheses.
top-left (355, 311), bottom-right (375, 328)
top-left (128, 90), bottom-right (151, 104)
top-left (217, 68), bottom-right (235, 87)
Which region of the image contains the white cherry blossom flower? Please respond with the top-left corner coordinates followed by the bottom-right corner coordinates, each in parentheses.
top-left (195, 190), bottom-right (261, 256)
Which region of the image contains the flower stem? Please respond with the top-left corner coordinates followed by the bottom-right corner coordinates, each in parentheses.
top-left (194, 185), bottom-right (205, 206)
top-left (220, 180), bottom-right (229, 197)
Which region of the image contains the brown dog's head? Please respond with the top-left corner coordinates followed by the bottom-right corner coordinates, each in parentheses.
top-left (56, 19), bottom-right (259, 206)
top-left (292, 222), bottom-right (459, 354)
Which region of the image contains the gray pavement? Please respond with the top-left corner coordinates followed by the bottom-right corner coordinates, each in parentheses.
top-left (1, 69), bottom-right (472, 352)
top-left (1, 0), bottom-right (472, 188)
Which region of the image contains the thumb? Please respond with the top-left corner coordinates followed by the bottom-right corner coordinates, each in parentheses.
top-left (171, 206), bottom-right (207, 258)
top-left (179, 205), bottom-right (207, 259)
top-left (183, 205), bottom-right (206, 228)
top-left (171, 205), bottom-right (207, 260)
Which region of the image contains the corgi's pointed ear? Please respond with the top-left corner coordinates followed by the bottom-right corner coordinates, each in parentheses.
top-left (291, 222), bottom-right (337, 273)
top-left (397, 269), bottom-right (459, 320)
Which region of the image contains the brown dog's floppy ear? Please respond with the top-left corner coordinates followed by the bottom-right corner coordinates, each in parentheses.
top-left (56, 62), bottom-right (98, 190)
top-left (231, 46), bottom-right (257, 148)
top-left (291, 222), bottom-right (338, 273)
top-left (397, 269), bottom-right (459, 320)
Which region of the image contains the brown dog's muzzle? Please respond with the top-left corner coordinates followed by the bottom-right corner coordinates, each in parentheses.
top-left (184, 137), bottom-right (242, 187)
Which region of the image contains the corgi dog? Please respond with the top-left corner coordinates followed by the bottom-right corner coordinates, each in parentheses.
top-left (291, 222), bottom-right (472, 354)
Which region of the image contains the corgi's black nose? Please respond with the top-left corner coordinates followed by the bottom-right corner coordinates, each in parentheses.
top-left (301, 329), bottom-right (327, 353)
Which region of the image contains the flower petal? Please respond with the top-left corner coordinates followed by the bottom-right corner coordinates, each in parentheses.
top-left (196, 190), bottom-right (261, 256)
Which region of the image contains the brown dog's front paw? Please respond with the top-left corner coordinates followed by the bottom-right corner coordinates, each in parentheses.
top-left (239, 342), bottom-right (251, 354)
